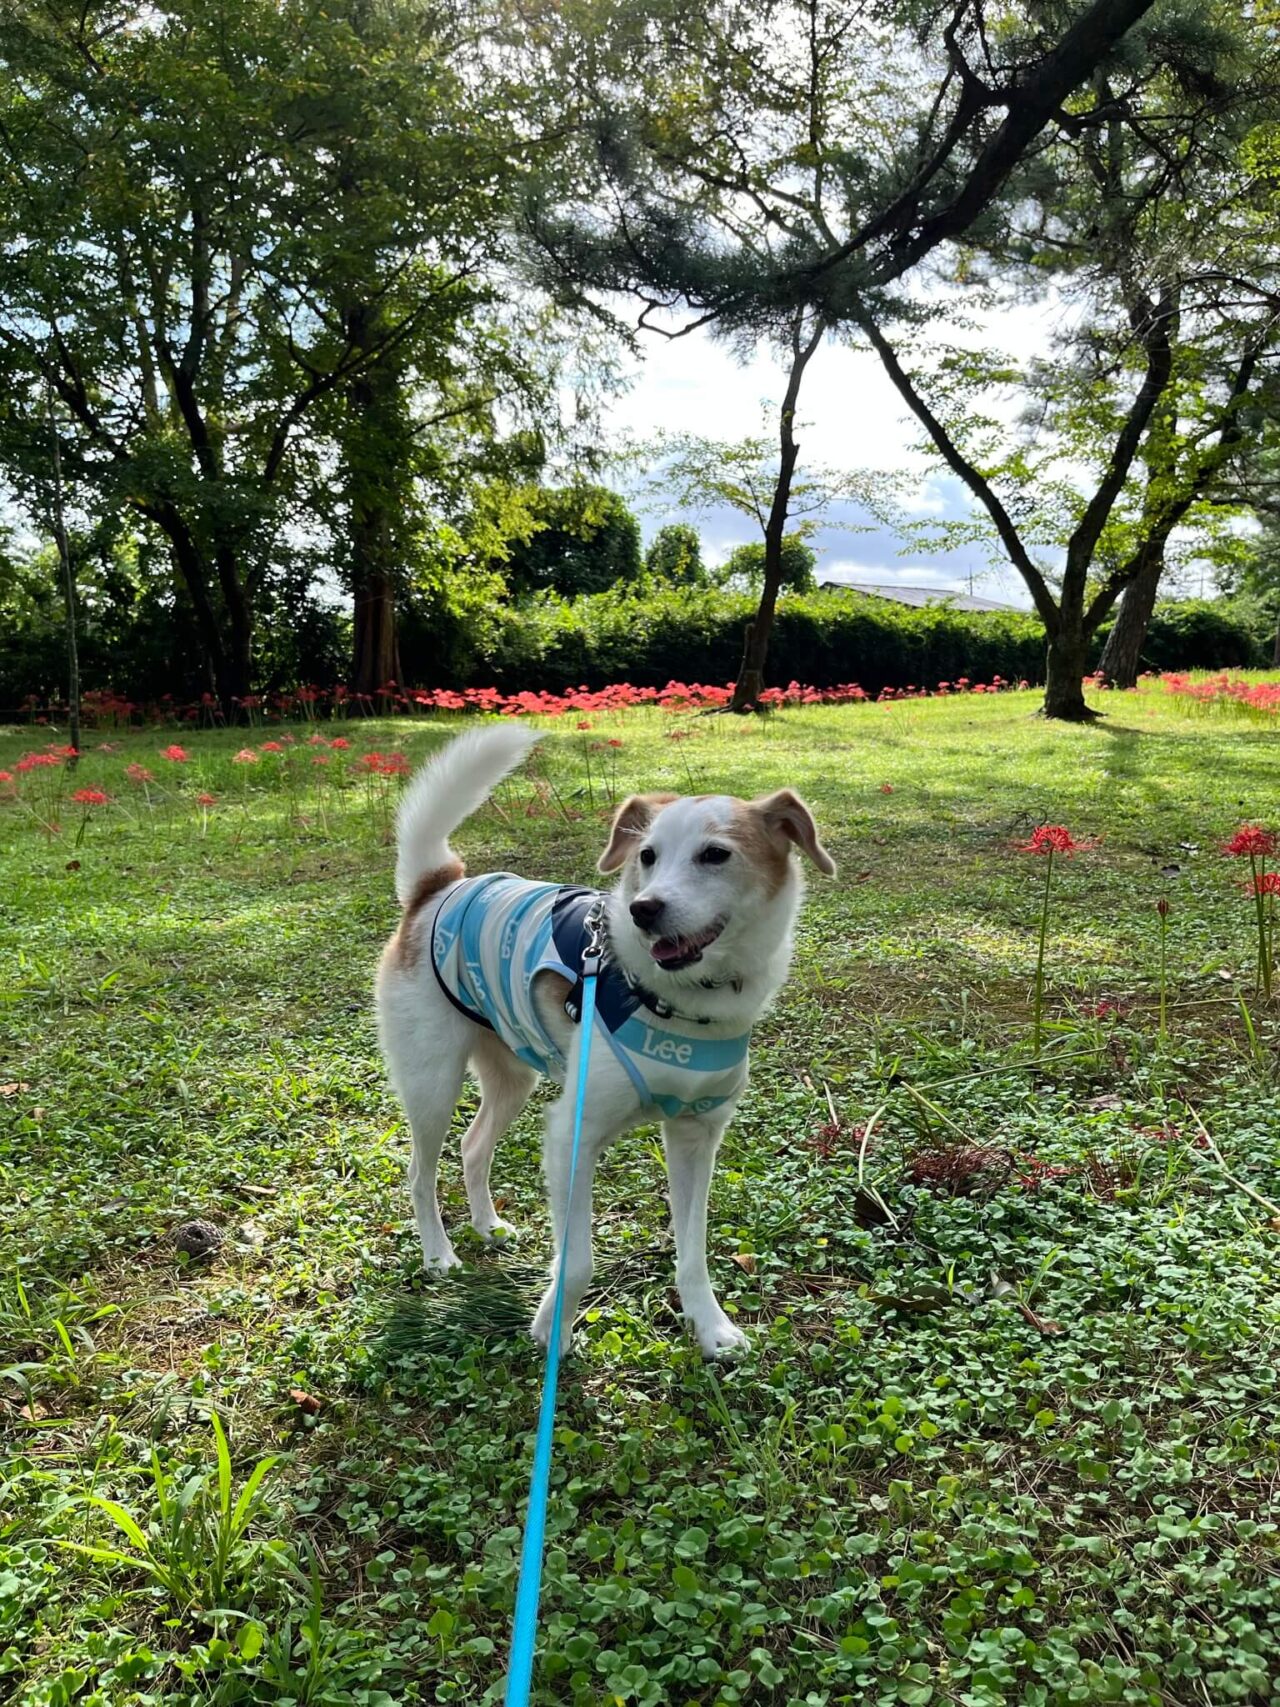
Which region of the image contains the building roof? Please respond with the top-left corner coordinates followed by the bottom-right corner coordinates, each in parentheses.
top-left (815, 571), bottom-right (1017, 613)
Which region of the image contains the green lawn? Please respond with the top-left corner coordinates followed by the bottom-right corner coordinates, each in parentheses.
top-left (3, 683), bottom-right (1280, 1707)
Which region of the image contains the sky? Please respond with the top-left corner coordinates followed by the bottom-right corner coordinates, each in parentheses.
top-left (603, 298), bottom-right (1063, 610)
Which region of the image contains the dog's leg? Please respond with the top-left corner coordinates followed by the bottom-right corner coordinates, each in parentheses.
top-left (663, 1115), bottom-right (747, 1358)
top-left (402, 1056), bottom-right (468, 1271)
top-left (530, 1097), bottom-right (606, 1357)
top-left (462, 1032), bottom-right (537, 1242)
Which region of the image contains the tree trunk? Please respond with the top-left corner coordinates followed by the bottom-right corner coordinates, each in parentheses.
top-left (1273, 612), bottom-right (1280, 668)
top-left (148, 505), bottom-right (250, 710)
top-left (1098, 546), bottom-right (1163, 688)
top-left (46, 384), bottom-right (80, 764)
top-left (1042, 620), bottom-right (1095, 721)
top-left (730, 314), bottom-right (825, 712)
top-left (352, 569), bottom-right (402, 696)
top-left (344, 298), bottom-right (409, 697)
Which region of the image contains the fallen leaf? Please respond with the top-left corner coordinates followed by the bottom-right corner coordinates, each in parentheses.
top-left (289, 1388), bottom-right (322, 1416)
top-left (233, 1182), bottom-right (275, 1199)
top-left (1017, 1301), bottom-right (1064, 1335)
top-left (0, 1083), bottom-right (31, 1097)
top-left (855, 870), bottom-right (872, 883)
top-left (378, 1222), bottom-right (397, 1235)
top-left (731, 1252), bottom-right (757, 1274)
top-left (19, 1402), bottom-right (48, 1422)
top-left (1087, 1095), bottom-right (1124, 1112)
top-left (65, 859), bottom-right (81, 872)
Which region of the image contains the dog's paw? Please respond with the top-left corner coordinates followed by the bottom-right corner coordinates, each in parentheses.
top-left (421, 1246), bottom-right (462, 1273)
top-left (693, 1315), bottom-right (749, 1360)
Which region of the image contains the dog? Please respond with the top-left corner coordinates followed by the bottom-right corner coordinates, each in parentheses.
top-left (375, 723), bottom-right (835, 1358)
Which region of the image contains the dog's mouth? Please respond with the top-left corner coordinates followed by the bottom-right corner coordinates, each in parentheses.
top-left (648, 919), bottom-right (725, 971)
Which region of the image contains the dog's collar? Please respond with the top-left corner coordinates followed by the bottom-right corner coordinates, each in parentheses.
top-left (623, 968), bottom-right (742, 1026)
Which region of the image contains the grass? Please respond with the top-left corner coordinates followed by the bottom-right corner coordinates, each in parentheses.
top-left (3, 681), bottom-right (1280, 1707)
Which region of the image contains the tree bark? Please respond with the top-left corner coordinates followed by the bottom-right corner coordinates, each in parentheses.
top-left (731, 315), bottom-right (825, 711)
top-left (1098, 547), bottom-right (1163, 687)
top-left (1042, 618), bottom-right (1094, 722)
top-left (352, 569), bottom-right (402, 695)
top-left (344, 299), bottom-right (408, 696)
top-left (144, 503), bottom-right (251, 709)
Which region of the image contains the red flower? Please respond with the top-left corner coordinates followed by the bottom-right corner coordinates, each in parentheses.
top-left (125, 763), bottom-right (154, 784)
top-left (0, 770), bottom-right (12, 785)
top-left (1223, 824), bottom-right (1276, 858)
top-left (577, 721), bottom-right (592, 731)
top-left (196, 791), bottom-right (217, 807)
top-left (1016, 825), bottom-right (1090, 857)
top-left (260, 740), bottom-right (284, 753)
top-left (162, 744), bottom-right (189, 762)
top-left (879, 783), bottom-right (894, 794)
top-left (1250, 872), bottom-right (1280, 897)
top-left (1156, 897), bottom-right (1170, 916)
top-left (329, 737), bottom-right (350, 751)
top-left (607, 738), bottom-right (623, 749)
top-left (15, 752), bottom-right (58, 772)
top-left (232, 748), bottom-right (259, 764)
top-left (71, 787), bottom-right (109, 806)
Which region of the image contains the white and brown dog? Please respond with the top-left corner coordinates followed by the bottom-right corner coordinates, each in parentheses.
top-left (376, 724), bottom-right (835, 1357)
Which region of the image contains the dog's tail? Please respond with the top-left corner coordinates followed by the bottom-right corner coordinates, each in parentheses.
top-left (394, 723), bottom-right (541, 907)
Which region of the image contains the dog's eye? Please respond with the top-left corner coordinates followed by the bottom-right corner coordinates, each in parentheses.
top-left (699, 845), bottom-right (731, 865)
top-left (639, 847), bottom-right (656, 867)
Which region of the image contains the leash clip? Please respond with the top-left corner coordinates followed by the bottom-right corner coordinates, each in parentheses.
top-left (565, 901), bottom-right (608, 1023)
top-left (581, 901), bottom-right (607, 973)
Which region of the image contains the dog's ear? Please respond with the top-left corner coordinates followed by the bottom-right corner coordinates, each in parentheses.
top-left (753, 789), bottom-right (836, 876)
top-left (598, 793), bottom-right (677, 873)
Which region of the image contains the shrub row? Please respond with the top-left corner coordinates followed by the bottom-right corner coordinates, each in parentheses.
top-left (438, 585), bottom-right (1271, 696)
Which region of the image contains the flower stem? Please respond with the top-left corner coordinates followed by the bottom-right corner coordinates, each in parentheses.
top-left (1032, 850), bottom-right (1053, 1059)
top-left (1252, 853), bottom-right (1271, 999)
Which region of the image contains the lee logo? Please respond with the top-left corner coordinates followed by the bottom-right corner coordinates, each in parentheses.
top-left (640, 1027), bottom-right (692, 1066)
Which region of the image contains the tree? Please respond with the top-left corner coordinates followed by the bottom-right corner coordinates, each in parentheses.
top-left (719, 537), bottom-right (816, 594)
top-left (648, 416), bottom-right (860, 704)
top-left (850, 7), bottom-right (1280, 715)
top-left (644, 523), bottom-right (705, 584)
top-left (0, 0), bottom-right (544, 708)
top-left (502, 485), bottom-right (643, 597)
top-left (521, 0), bottom-right (1163, 700)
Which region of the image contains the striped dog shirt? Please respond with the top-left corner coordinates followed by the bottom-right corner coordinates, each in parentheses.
top-left (430, 873), bottom-right (750, 1120)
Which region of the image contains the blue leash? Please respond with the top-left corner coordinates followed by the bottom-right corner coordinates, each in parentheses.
top-left (502, 907), bottom-right (605, 1706)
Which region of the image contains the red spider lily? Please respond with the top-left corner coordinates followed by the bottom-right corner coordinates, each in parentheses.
top-left (15, 752), bottom-right (59, 772)
top-left (161, 744), bottom-right (189, 762)
top-left (260, 740), bottom-right (284, 753)
top-left (1222, 826), bottom-right (1277, 998)
top-left (0, 770), bottom-right (13, 785)
top-left (1018, 824), bottom-right (1093, 1056)
top-left (880, 784), bottom-right (894, 794)
top-left (71, 788), bottom-right (110, 805)
top-left (607, 738), bottom-right (623, 749)
top-left (312, 754), bottom-right (330, 766)
top-left (1223, 824), bottom-right (1277, 858)
top-left (576, 721), bottom-right (592, 731)
top-left (362, 751), bottom-right (409, 776)
top-left (1156, 897), bottom-right (1169, 917)
top-left (125, 763), bottom-right (154, 784)
top-left (329, 737), bottom-right (350, 750)
top-left (1017, 824), bottom-right (1092, 857)
top-left (232, 748), bottom-right (259, 764)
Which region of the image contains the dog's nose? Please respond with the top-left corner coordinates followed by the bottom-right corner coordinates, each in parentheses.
top-left (629, 896), bottom-right (665, 931)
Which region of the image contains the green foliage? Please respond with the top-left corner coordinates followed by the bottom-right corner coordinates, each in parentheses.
top-left (500, 485), bottom-right (644, 597)
top-left (643, 523), bottom-right (705, 585)
top-left (6, 694), bottom-right (1280, 1702)
top-left (718, 535), bottom-right (817, 593)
